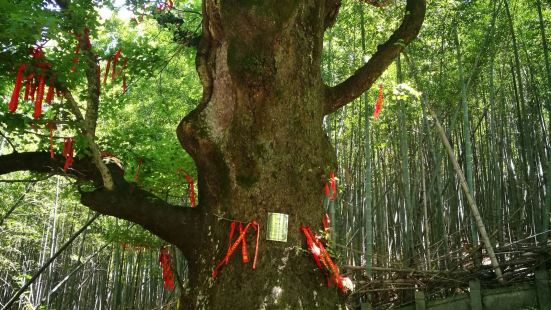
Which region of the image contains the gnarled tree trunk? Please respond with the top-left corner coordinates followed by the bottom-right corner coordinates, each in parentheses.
top-left (177, 2), bottom-right (339, 308)
top-left (175, 0), bottom-right (425, 308)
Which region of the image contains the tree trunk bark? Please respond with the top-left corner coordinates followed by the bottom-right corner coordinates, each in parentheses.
top-left (176, 1), bottom-right (340, 308)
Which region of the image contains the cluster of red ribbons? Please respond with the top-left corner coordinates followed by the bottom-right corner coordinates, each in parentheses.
top-left (103, 48), bottom-right (128, 94)
top-left (300, 224), bottom-right (353, 293)
top-left (159, 247), bottom-right (175, 290)
top-left (323, 171), bottom-right (337, 201)
top-left (212, 220), bottom-right (260, 279)
top-left (71, 28), bottom-right (92, 72)
top-left (8, 47), bottom-right (59, 119)
top-left (62, 138), bottom-right (74, 171)
top-left (177, 167), bottom-right (196, 208)
top-left (373, 83), bottom-right (384, 119)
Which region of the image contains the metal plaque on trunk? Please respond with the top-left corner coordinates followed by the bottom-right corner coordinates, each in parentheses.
top-left (266, 212), bottom-right (289, 242)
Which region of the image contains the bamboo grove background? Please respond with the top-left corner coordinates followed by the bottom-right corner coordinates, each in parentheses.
top-left (1, 0), bottom-right (550, 309)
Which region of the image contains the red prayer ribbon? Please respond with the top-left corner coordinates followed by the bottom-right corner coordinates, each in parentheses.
top-left (34, 75), bottom-right (45, 120)
top-left (83, 27), bottom-right (91, 50)
top-left (159, 247), bottom-right (175, 290)
top-left (373, 83), bottom-right (384, 119)
top-left (71, 37), bottom-right (80, 73)
top-left (8, 64), bottom-right (26, 113)
top-left (322, 214), bottom-right (330, 232)
top-left (239, 223), bottom-right (250, 263)
top-left (45, 84), bottom-right (55, 104)
top-left (112, 48), bottom-right (122, 81)
top-left (212, 220), bottom-right (260, 279)
top-left (62, 138), bottom-right (74, 171)
top-left (329, 172), bottom-right (337, 201)
top-left (185, 174), bottom-right (196, 208)
top-left (251, 221), bottom-right (260, 270)
top-left (225, 221), bottom-right (237, 265)
top-left (300, 224), bottom-right (347, 293)
top-left (29, 78), bottom-right (37, 102)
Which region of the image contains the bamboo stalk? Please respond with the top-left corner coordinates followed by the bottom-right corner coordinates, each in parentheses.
top-left (429, 110), bottom-right (505, 284)
top-left (2, 213), bottom-right (101, 310)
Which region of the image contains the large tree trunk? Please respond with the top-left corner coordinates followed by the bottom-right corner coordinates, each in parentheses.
top-left (177, 1), bottom-right (340, 308)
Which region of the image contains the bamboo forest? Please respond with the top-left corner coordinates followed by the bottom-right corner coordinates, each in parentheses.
top-left (1, 0), bottom-right (550, 309)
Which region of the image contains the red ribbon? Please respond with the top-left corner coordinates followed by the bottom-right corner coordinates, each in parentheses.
top-left (24, 78), bottom-right (31, 101)
top-left (300, 224), bottom-right (346, 293)
top-left (322, 214), bottom-right (330, 232)
top-left (184, 174), bottom-right (196, 208)
top-left (239, 223), bottom-right (250, 263)
top-left (176, 167), bottom-right (196, 207)
top-left (29, 78), bottom-right (37, 102)
top-left (300, 225), bottom-right (322, 269)
top-left (71, 37), bottom-right (80, 73)
top-left (251, 221), bottom-right (260, 270)
top-left (159, 247), bottom-right (175, 290)
top-left (45, 84), bottom-right (55, 104)
top-left (212, 220), bottom-right (260, 279)
top-left (34, 75), bottom-right (45, 120)
top-left (329, 172), bottom-right (337, 201)
top-left (373, 83), bottom-right (384, 119)
top-left (112, 48), bottom-right (122, 81)
top-left (8, 64), bottom-right (26, 113)
top-left (323, 182), bottom-right (330, 198)
top-left (224, 221), bottom-right (237, 265)
top-left (62, 138), bottom-right (74, 171)
top-left (83, 27), bottom-right (91, 50)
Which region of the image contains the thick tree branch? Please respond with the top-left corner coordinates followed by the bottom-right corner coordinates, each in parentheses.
top-left (323, 0), bottom-right (426, 114)
top-left (154, 12), bottom-right (202, 48)
top-left (0, 151), bottom-right (201, 257)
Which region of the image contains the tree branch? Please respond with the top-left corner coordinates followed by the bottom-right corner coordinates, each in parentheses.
top-left (0, 151), bottom-right (201, 257)
top-left (323, 0), bottom-right (426, 114)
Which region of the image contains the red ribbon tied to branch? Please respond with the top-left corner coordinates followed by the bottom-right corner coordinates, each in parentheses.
top-left (62, 138), bottom-right (74, 171)
top-left (159, 247), bottom-right (175, 290)
top-left (8, 64), bottom-right (26, 113)
top-left (33, 74), bottom-right (45, 120)
top-left (373, 83), bottom-right (384, 119)
top-left (45, 84), bottom-right (55, 104)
